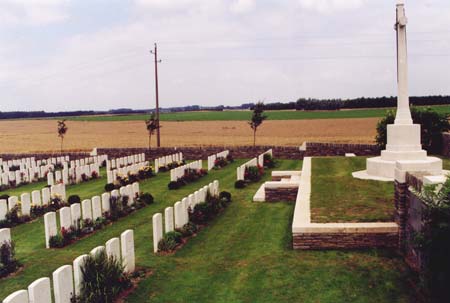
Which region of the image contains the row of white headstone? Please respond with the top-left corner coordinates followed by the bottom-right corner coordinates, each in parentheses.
top-left (47, 163), bottom-right (100, 186)
top-left (170, 160), bottom-right (202, 182)
top-left (3, 229), bottom-right (135, 303)
top-left (236, 149), bottom-right (273, 181)
top-left (154, 153), bottom-right (183, 173)
top-left (68, 155), bottom-right (107, 170)
top-left (207, 150), bottom-right (230, 171)
top-left (152, 180), bottom-right (220, 253)
top-left (105, 153), bottom-right (146, 171)
top-left (44, 182), bottom-right (140, 248)
top-left (0, 156), bottom-right (68, 173)
top-left (0, 184), bottom-right (66, 221)
top-left (107, 161), bottom-right (149, 184)
top-left (0, 163), bottom-right (56, 187)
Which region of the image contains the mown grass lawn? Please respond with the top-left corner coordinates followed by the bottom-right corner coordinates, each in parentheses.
top-left (310, 157), bottom-right (395, 223)
top-left (0, 159), bottom-right (412, 302)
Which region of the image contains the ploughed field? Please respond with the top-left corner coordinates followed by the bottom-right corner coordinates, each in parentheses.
top-left (0, 159), bottom-right (413, 302)
top-left (0, 118), bottom-right (378, 153)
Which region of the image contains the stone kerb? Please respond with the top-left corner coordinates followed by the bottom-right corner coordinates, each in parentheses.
top-left (292, 157), bottom-right (399, 250)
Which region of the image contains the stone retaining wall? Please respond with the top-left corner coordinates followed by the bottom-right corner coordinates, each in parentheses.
top-left (304, 142), bottom-right (380, 157)
top-left (265, 187), bottom-right (298, 202)
top-left (293, 232), bottom-right (398, 250)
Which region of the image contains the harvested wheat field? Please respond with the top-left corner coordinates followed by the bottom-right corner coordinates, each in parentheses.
top-left (0, 118), bottom-right (378, 153)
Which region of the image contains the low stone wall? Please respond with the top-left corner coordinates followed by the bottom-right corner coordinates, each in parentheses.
top-left (271, 176), bottom-right (292, 181)
top-left (265, 187), bottom-right (298, 202)
top-left (304, 142), bottom-right (380, 157)
top-left (98, 146), bottom-right (304, 160)
top-left (441, 133), bottom-right (450, 157)
top-left (293, 232), bottom-right (398, 250)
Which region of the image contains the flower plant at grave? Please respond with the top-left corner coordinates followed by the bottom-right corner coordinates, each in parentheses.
top-left (244, 165), bottom-right (264, 182)
top-left (106, 166), bottom-right (154, 192)
top-left (167, 168), bottom-right (208, 190)
top-left (213, 154), bottom-right (234, 170)
top-left (0, 241), bottom-right (21, 279)
top-left (158, 191), bottom-right (232, 253)
top-left (49, 192), bottom-right (154, 249)
top-left (263, 154), bottom-right (276, 169)
top-left (158, 160), bottom-right (186, 173)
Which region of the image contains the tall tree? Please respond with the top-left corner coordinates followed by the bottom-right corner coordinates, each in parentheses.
top-left (145, 112), bottom-right (161, 149)
top-left (249, 102), bottom-right (267, 147)
top-left (57, 120), bottom-right (68, 152)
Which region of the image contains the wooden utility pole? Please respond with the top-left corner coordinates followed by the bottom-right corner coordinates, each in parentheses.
top-left (150, 43), bottom-right (161, 147)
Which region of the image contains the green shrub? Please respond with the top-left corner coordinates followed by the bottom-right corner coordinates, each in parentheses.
top-left (165, 231), bottom-right (183, 244)
top-left (219, 191), bottom-right (232, 203)
top-left (77, 249), bottom-right (131, 303)
top-left (68, 195), bottom-right (81, 205)
top-left (176, 222), bottom-right (198, 237)
top-left (0, 241), bottom-right (20, 278)
top-left (139, 193), bottom-right (154, 205)
top-left (158, 237), bottom-right (178, 252)
top-left (376, 107), bottom-right (450, 154)
top-left (168, 181), bottom-right (180, 190)
top-left (234, 180), bottom-right (246, 189)
top-left (104, 183), bottom-right (115, 192)
top-left (49, 234), bottom-right (65, 248)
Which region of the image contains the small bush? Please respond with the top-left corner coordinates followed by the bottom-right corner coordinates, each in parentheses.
top-left (177, 222), bottom-right (198, 237)
top-left (68, 195), bottom-right (81, 205)
top-left (168, 181), bottom-right (180, 190)
top-left (165, 231), bottom-right (183, 244)
top-left (219, 191), bottom-right (232, 203)
top-left (49, 234), bottom-right (65, 248)
top-left (235, 180), bottom-right (246, 189)
top-left (0, 241), bottom-right (20, 278)
top-left (77, 249), bottom-right (131, 303)
top-left (139, 193), bottom-right (154, 205)
top-left (104, 183), bottom-right (115, 192)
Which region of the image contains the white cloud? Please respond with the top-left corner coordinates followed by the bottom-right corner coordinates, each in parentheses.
top-left (0, 0), bottom-right (69, 26)
top-left (230, 0), bottom-right (255, 14)
top-left (298, 0), bottom-right (367, 14)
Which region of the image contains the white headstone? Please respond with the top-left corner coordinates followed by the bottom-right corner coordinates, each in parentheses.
top-left (47, 172), bottom-right (54, 186)
top-left (70, 203), bottom-right (81, 228)
top-left (121, 229), bottom-right (135, 273)
top-left (3, 290), bottom-right (28, 303)
top-left (91, 196), bottom-right (102, 221)
top-left (106, 237), bottom-right (121, 261)
top-left (20, 193), bottom-right (31, 217)
top-left (44, 212), bottom-right (57, 249)
top-left (0, 228), bottom-right (11, 245)
top-left (0, 199), bottom-right (8, 221)
top-left (31, 190), bottom-right (41, 206)
top-left (28, 277), bottom-right (52, 303)
top-left (59, 207), bottom-right (72, 230)
top-left (90, 245), bottom-right (105, 256)
top-left (42, 188), bottom-right (50, 206)
top-left (81, 199), bottom-right (92, 221)
top-left (164, 207), bottom-right (174, 233)
top-left (181, 198), bottom-right (189, 225)
top-left (174, 201), bottom-right (183, 229)
top-left (53, 265), bottom-right (74, 303)
top-left (8, 196), bottom-right (18, 211)
top-left (153, 213), bottom-right (163, 253)
top-left (101, 192), bottom-right (111, 213)
top-left (73, 254), bottom-right (88, 297)
top-left (132, 182), bottom-right (140, 198)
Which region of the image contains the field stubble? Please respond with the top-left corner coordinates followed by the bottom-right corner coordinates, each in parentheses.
top-left (0, 118), bottom-right (378, 153)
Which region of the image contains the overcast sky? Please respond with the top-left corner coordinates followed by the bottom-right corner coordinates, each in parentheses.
top-left (0, 0), bottom-right (449, 111)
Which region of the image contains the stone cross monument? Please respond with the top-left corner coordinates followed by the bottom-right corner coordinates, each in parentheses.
top-left (353, 2), bottom-right (443, 182)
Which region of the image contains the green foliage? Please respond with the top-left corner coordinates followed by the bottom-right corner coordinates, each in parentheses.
top-left (249, 102), bottom-right (268, 146)
top-left (376, 107), bottom-right (450, 153)
top-left (138, 193), bottom-right (154, 205)
top-left (0, 241), bottom-right (20, 278)
top-left (57, 120), bottom-right (68, 152)
top-left (176, 222), bottom-right (198, 237)
top-left (263, 154), bottom-right (275, 168)
top-left (158, 231), bottom-right (183, 252)
top-left (219, 191), bottom-right (232, 203)
top-left (145, 112), bottom-right (161, 149)
top-left (77, 249), bottom-right (131, 303)
top-left (168, 181), bottom-right (181, 190)
top-left (234, 180), bottom-right (246, 189)
top-left (49, 234), bottom-right (65, 248)
top-left (416, 178), bottom-right (450, 301)
top-left (104, 183), bottom-right (115, 192)
top-left (68, 195), bottom-right (81, 205)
